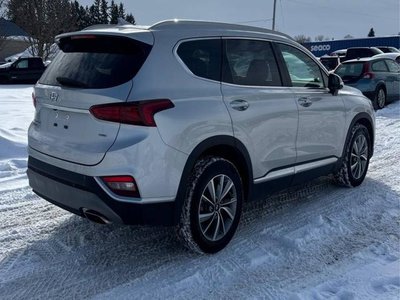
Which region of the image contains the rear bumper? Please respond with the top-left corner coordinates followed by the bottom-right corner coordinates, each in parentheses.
top-left (27, 156), bottom-right (175, 226)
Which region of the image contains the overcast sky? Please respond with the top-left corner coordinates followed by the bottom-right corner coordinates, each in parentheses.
top-left (79, 0), bottom-right (399, 40)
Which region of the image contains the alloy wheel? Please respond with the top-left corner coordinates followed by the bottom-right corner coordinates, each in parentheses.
top-left (350, 134), bottom-right (368, 180)
top-left (198, 174), bottom-right (237, 242)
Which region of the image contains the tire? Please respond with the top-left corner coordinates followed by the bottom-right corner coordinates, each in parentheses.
top-left (177, 156), bottom-right (243, 254)
top-left (334, 124), bottom-right (371, 187)
top-left (373, 87), bottom-right (386, 110)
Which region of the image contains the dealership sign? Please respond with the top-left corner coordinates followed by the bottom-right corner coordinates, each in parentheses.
top-left (310, 44), bottom-right (331, 52)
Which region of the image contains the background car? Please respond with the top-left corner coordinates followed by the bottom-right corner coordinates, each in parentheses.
top-left (330, 49), bottom-right (347, 62)
top-left (319, 55), bottom-right (341, 71)
top-left (373, 52), bottom-right (400, 64)
top-left (343, 47), bottom-right (384, 62)
top-left (0, 57), bottom-right (46, 83)
top-left (377, 46), bottom-right (400, 53)
top-left (335, 56), bottom-right (400, 109)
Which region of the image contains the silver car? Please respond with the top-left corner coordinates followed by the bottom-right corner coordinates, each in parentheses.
top-left (28, 20), bottom-right (375, 253)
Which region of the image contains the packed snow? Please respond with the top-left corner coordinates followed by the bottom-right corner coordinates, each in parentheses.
top-left (0, 85), bottom-right (399, 299)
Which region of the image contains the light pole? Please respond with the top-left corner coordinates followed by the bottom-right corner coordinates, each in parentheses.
top-left (272, 0), bottom-right (277, 30)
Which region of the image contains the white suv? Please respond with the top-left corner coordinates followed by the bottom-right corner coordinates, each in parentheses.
top-left (28, 20), bottom-right (375, 253)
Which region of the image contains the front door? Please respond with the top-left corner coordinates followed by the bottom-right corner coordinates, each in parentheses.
top-left (276, 43), bottom-right (346, 165)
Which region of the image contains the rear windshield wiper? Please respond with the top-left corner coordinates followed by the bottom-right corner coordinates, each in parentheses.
top-left (56, 76), bottom-right (87, 88)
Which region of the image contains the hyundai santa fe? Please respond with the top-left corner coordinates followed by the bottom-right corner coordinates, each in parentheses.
top-left (28, 20), bottom-right (375, 253)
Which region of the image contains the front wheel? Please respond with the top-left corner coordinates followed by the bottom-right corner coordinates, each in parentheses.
top-left (334, 124), bottom-right (371, 187)
top-left (177, 156), bottom-right (243, 254)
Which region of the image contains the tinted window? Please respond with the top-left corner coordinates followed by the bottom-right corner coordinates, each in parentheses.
top-left (29, 59), bottom-right (43, 69)
top-left (346, 48), bottom-right (383, 60)
top-left (177, 39), bottom-right (221, 81)
top-left (372, 60), bottom-right (388, 72)
top-left (278, 44), bottom-right (325, 88)
top-left (385, 59), bottom-right (400, 73)
top-left (39, 36), bottom-right (151, 88)
top-left (222, 39), bottom-right (281, 86)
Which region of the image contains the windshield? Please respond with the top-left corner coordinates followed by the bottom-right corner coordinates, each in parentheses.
top-left (39, 35), bottom-right (151, 89)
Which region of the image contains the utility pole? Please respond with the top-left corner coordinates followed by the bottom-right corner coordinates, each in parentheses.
top-left (272, 0), bottom-right (277, 30)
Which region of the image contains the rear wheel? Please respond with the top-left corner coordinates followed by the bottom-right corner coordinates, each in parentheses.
top-left (334, 124), bottom-right (371, 187)
top-left (373, 87), bottom-right (386, 110)
top-left (177, 156), bottom-right (243, 253)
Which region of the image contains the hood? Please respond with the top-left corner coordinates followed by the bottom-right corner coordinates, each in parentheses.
top-left (0, 62), bottom-right (12, 69)
top-left (340, 85), bottom-right (363, 96)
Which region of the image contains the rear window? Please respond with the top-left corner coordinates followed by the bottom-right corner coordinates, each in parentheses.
top-left (335, 62), bottom-right (364, 79)
top-left (39, 35), bottom-right (151, 89)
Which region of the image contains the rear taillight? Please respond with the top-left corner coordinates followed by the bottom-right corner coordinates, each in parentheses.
top-left (101, 176), bottom-right (140, 198)
top-left (362, 62), bottom-right (374, 79)
top-left (32, 92), bottom-right (36, 108)
top-left (89, 99), bottom-right (174, 127)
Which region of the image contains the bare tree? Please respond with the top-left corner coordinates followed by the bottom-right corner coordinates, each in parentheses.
top-left (314, 35), bottom-right (324, 42)
top-left (294, 34), bottom-right (311, 44)
top-left (0, 1), bottom-right (6, 53)
top-left (7, 0), bottom-right (76, 60)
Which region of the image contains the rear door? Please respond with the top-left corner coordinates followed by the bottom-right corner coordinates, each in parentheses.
top-left (29, 34), bottom-right (153, 165)
top-left (220, 38), bottom-right (298, 179)
top-left (276, 43), bottom-right (346, 165)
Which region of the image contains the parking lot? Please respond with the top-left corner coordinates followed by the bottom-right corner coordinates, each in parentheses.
top-left (0, 85), bottom-right (399, 299)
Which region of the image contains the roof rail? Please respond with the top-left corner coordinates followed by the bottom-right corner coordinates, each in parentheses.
top-left (149, 19), bottom-right (293, 40)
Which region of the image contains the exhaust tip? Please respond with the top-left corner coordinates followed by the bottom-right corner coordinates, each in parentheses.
top-left (82, 208), bottom-right (111, 224)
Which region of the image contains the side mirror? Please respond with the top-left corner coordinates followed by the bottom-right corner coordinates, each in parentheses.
top-left (328, 73), bottom-right (343, 95)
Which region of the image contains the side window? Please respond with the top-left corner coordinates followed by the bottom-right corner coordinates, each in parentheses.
top-left (29, 59), bottom-right (43, 69)
top-left (177, 39), bottom-right (221, 81)
top-left (371, 60), bottom-right (389, 72)
top-left (278, 44), bottom-right (325, 88)
top-left (385, 59), bottom-right (400, 73)
top-left (15, 59), bottom-right (29, 69)
top-left (222, 39), bottom-right (282, 86)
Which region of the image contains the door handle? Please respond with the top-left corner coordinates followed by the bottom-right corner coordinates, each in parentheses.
top-left (298, 97), bottom-right (313, 107)
top-left (230, 99), bottom-right (249, 111)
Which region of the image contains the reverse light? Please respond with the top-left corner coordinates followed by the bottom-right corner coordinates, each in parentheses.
top-left (101, 176), bottom-right (140, 198)
top-left (90, 99), bottom-right (174, 127)
top-left (363, 72), bottom-right (374, 79)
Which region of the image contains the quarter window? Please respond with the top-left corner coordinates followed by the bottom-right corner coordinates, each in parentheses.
top-left (177, 39), bottom-right (221, 81)
top-left (371, 60), bottom-right (388, 72)
top-left (222, 39), bottom-right (282, 86)
top-left (385, 59), bottom-right (400, 73)
top-left (278, 44), bottom-right (325, 88)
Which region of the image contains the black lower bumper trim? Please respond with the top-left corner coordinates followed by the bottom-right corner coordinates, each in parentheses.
top-left (27, 156), bottom-right (175, 226)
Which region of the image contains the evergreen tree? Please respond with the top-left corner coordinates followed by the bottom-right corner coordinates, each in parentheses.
top-left (110, 0), bottom-right (119, 24)
top-left (118, 2), bottom-right (125, 18)
top-left (368, 28), bottom-right (375, 37)
top-left (100, 0), bottom-right (108, 24)
top-left (125, 13), bottom-right (135, 24)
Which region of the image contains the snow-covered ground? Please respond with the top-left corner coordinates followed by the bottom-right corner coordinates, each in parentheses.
top-left (0, 85), bottom-right (399, 299)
